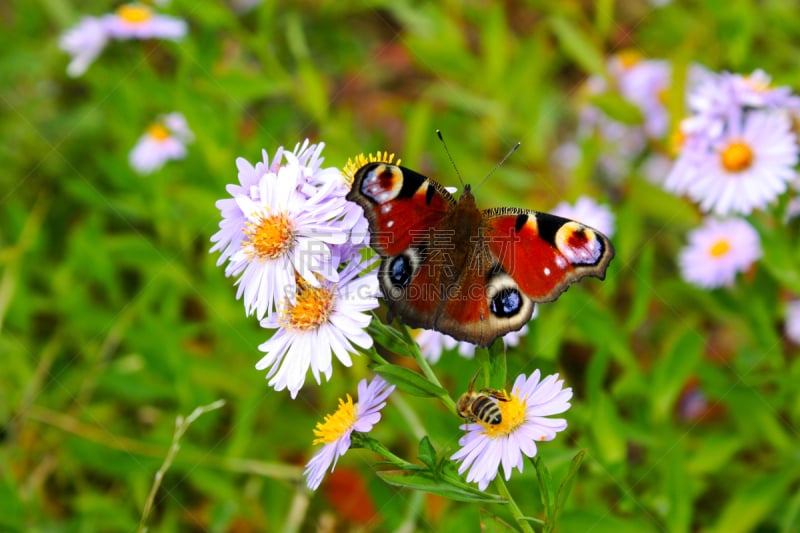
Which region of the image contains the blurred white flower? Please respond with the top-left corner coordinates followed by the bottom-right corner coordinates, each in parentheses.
top-left (678, 218), bottom-right (761, 289)
top-left (102, 3), bottom-right (187, 40)
top-left (551, 196), bottom-right (615, 237)
top-left (129, 112), bottom-right (193, 174)
top-left (679, 111), bottom-right (798, 216)
top-left (785, 300), bottom-right (800, 345)
top-left (59, 16), bottom-right (108, 77)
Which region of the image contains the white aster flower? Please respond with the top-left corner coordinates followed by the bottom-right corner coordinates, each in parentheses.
top-left (678, 218), bottom-right (761, 289)
top-left (686, 110), bottom-right (798, 216)
top-left (551, 196), bottom-right (615, 237)
top-left (785, 300), bottom-right (800, 345)
top-left (211, 147), bottom-right (293, 266)
top-left (59, 16), bottom-right (108, 77)
top-left (304, 376), bottom-right (395, 490)
top-left (256, 257), bottom-right (379, 398)
top-left (451, 371), bottom-right (572, 491)
top-left (218, 147), bottom-right (364, 318)
top-left (102, 3), bottom-right (187, 40)
top-left (129, 112), bottom-right (193, 174)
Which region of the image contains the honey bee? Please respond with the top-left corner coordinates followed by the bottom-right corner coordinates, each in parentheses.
top-left (456, 372), bottom-right (509, 425)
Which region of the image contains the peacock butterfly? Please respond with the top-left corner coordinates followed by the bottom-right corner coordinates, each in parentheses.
top-left (346, 162), bottom-right (615, 346)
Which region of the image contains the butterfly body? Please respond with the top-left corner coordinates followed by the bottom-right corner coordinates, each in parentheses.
top-left (347, 163), bottom-right (614, 346)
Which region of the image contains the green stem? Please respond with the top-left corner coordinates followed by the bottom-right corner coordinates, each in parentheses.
top-left (398, 324), bottom-right (458, 414)
top-left (494, 475), bottom-right (540, 533)
top-left (355, 434), bottom-right (415, 469)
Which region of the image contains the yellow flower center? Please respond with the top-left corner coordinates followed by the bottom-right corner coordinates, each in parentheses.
top-left (744, 75), bottom-right (770, 93)
top-left (480, 388), bottom-right (527, 438)
top-left (669, 128), bottom-right (686, 157)
top-left (117, 4), bottom-right (153, 24)
top-left (720, 141), bottom-right (754, 173)
top-left (617, 49), bottom-right (642, 70)
top-left (147, 123), bottom-right (171, 142)
top-left (709, 239), bottom-right (731, 258)
top-left (244, 211), bottom-right (294, 260)
top-left (342, 151), bottom-right (401, 186)
top-left (313, 394), bottom-right (357, 444)
top-left (279, 276), bottom-right (335, 331)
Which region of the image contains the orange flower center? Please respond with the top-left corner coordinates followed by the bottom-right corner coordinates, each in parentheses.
top-left (279, 276), bottom-right (335, 332)
top-left (244, 212), bottom-right (294, 260)
top-left (669, 128), bottom-right (687, 157)
top-left (720, 141), bottom-right (754, 173)
top-left (617, 50), bottom-right (642, 70)
top-left (709, 239), bottom-right (731, 258)
top-left (117, 4), bottom-right (153, 24)
top-left (147, 123), bottom-right (171, 142)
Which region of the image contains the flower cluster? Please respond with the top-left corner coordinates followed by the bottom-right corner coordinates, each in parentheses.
top-left (211, 140), bottom-right (379, 398)
top-left (557, 52), bottom-right (671, 183)
top-left (665, 69), bottom-right (800, 216)
top-left (59, 3), bottom-right (187, 77)
top-left (129, 112), bottom-right (193, 174)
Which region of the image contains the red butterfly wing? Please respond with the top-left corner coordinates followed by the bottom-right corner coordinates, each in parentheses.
top-left (482, 209), bottom-right (614, 302)
top-left (347, 163), bottom-right (455, 257)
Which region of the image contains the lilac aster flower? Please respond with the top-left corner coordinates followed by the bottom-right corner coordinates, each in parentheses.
top-left (304, 376), bottom-right (395, 490)
top-left (59, 16), bottom-right (108, 77)
top-left (210, 141), bottom-right (322, 267)
top-left (682, 68), bottom-right (800, 146)
top-left (678, 218), bottom-right (761, 289)
top-left (129, 112), bottom-right (193, 174)
top-left (102, 3), bottom-right (187, 40)
top-left (214, 150), bottom-right (365, 319)
top-left (685, 110), bottom-right (798, 216)
top-left (610, 52), bottom-right (671, 139)
top-left (551, 196), bottom-right (616, 237)
top-left (256, 256), bottom-right (379, 398)
top-left (450, 371), bottom-right (572, 491)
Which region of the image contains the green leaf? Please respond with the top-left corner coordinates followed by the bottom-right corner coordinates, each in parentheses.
top-left (709, 467), bottom-right (798, 533)
top-left (367, 319), bottom-right (415, 354)
top-left (624, 243), bottom-right (654, 332)
top-left (590, 393), bottom-right (627, 465)
top-left (417, 437), bottom-right (437, 471)
top-left (377, 468), bottom-right (506, 504)
top-left (587, 92), bottom-right (644, 125)
top-left (372, 364), bottom-right (448, 399)
top-left (548, 16), bottom-right (606, 77)
top-left (553, 449), bottom-right (587, 526)
top-left (487, 338), bottom-right (507, 390)
top-left (533, 457), bottom-right (555, 523)
top-left (650, 327), bottom-right (703, 422)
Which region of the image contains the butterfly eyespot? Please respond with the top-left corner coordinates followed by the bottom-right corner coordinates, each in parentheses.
top-left (489, 288), bottom-right (523, 318)
top-left (388, 254), bottom-right (413, 288)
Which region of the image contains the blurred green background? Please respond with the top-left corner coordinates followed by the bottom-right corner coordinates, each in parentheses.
top-left (2, 1), bottom-right (800, 531)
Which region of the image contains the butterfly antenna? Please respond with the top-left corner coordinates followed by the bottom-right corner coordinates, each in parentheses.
top-left (437, 129), bottom-right (465, 188)
top-left (475, 141), bottom-right (521, 191)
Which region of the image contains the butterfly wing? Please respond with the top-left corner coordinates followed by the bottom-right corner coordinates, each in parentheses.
top-left (347, 163), bottom-right (615, 347)
top-left (482, 207), bottom-right (615, 302)
top-left (347, 163), bottom-right (459, 325)
top-left (347, 163), bottom-right (456, 256)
